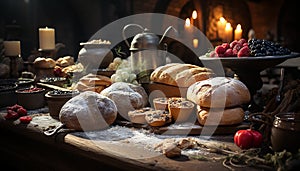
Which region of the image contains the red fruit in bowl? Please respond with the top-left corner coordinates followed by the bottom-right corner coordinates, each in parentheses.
top-left (221, 43), bottom-right (230, 50)
top-left (215, 45), bottom-right (226, 54)
top-left (243, 43), bottom-right (248, 47)
top-left (230, 40), bottom-right (238, 49)
top-left (238, 38), bottom-right (247, 45)
top-left (238, 46), bottom-right (250, 57)
top-left (233, 43), bottom-right (243, 52)
top-left (210, 51), bottom-right (218, 57)
top-left (224, 49), bottom-right (234, 57)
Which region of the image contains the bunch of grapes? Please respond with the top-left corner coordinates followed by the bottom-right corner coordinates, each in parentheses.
top-left (109, 58), bottom-right (138, 85)
top-left (248, 39), bottom-right (291, 57)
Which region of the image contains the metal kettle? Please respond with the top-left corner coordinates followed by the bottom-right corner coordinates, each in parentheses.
top-left (122, 24), bottom-right (177, 78)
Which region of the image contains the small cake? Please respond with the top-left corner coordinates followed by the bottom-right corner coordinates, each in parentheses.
top-left (128, 107), bottom-right (155, 124)
top-left (153, 97), bottom-right (168, 111)
top-left (145, 110), bottom-right (172, 127)
top-left (168, 97), bottom-right (195, 123)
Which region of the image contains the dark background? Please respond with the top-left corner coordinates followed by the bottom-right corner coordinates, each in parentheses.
top-left (0, 0), bottom-right (299, 61)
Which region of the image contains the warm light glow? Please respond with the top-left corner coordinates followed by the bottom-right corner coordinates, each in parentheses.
top-left (225, 23), bottom-right (232, 31)
top-left (220, 17), bottom-right (226, 23)
top-left (225, 22), bottom-right (233, 42)
top-left (234, 24), bottom-right (243, 40)
top-left (217, 17), bottom-right (227, 39)
top-left (193, 38), bottom-right (198, 48)
top-left (185, 18), bottom-right (191, 27)
top-left (192, 10), bottom-right (197, 19)
top-left (236, 24), bottom-right (241, 31)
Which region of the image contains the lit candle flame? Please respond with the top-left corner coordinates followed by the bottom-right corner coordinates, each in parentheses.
top-left (185, 18), bottom-right (191, 27)
top-left (192, 10), bottom-right (197, 20)
top-left (220, 17), bottom-right (226, 23)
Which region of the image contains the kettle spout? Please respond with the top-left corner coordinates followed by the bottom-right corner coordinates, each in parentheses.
top-left (159, 26), bottom-right (178, 44)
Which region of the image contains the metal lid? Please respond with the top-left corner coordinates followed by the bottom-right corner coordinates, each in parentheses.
top-left (130, 29), bottom-right (160, 51)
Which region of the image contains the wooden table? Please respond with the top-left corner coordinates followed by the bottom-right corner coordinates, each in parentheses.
top-left (0, 112), bottom-right (258, 171)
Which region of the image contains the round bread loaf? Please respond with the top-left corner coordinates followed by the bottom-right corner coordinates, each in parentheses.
top-left (59, 91), bottom-right (117, 131)
top-left (187, 77), bottom-right (251, 108)
top-left (196, 105), bottom-right (245, 125)
top-left (33, 57), bottom-right (56, 69)
top-left (100, 82), bottom-right (148, 121)
top-left (150, 63), bottom-right (214, 87)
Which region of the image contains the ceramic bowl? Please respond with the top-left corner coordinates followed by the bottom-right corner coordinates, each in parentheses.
top-left (45, 90), bottom-right (80, 118)
top-left (40, 77), bottom-right (67, 87)
top-left (0, 81), bottom-right (18, 108)
top-left (16, 87), bottom-right (46, 110)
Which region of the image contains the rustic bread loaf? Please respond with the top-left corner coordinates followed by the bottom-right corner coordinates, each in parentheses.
top-left (100, 82), bottom-right (148, 121)
top-left (196, 105), bottom-right (245, 125)
top-left (150, 63), bottom-right (214, 87)
top-left (59, 91), bottom-right (117, 131)
top-left (187, 77), bottom-right (251, 108)
top-left (73, 73), bottom-right (112, 93)
top-left (33, 57), bottom-right (56, 68)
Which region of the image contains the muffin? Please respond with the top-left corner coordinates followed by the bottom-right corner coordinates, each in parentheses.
top-left (145, 110), bottom-right (172, 127)
top-left (153, 97), bottom-right (168, 111)
top-left (128, 107), bottom-right (155, 124)
top-left (168, 97), bottom-right (195, 123)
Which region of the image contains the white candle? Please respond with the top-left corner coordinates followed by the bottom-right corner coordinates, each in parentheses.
top-left (225, 22), bottom-right (233, 42)
top-left (193, 38), bottom-right (198, 48)
top-left (39, 27), bottom-right (55, 50)
top-left (217, 17), bottom-right (227, 39)
top-left (234, 24), bottom-right (242, 40)
top-left (3, 41), bottom-right (21, 56)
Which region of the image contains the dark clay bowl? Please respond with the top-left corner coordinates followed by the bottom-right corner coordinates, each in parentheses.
top-left (0, 81), bottom-right (18, 108)
top-left (16, 87), bottom-right (46, 110)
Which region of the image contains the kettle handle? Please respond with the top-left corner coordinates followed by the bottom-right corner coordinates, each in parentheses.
top-left (122, 24), bottom-right (144, 48)
top-left (159, 26), bottom-right (178, 44)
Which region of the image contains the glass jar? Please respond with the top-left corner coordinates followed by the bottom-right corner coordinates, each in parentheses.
top-left (271, 113), bottom-right (300, 153)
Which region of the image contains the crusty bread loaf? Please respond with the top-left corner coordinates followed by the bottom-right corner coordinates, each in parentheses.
top-left (150, 63), bottom-right (214, 87)
top-left (187, 77), bottom-right (251, 108)
top-left (59, 91), bottom-right (117, 131)
top-left (33, 57), bottom-right (56, 68)
top-left (56, 56), bottom-right (74, 67)
top-left (100, 82), bottom-right (148, 121)
top-left (73, 73), bottom-right (112, 93)
top-left (197, 105), bottom-right (244, 125)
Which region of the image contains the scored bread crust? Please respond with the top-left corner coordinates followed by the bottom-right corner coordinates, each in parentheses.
top-left (33, 57), bottom-right (56, 69)
top-left (187, 77), bottom-right (251, 108)
top-left (197, 105), bottom-right (245, 126)
top-left (150, 63), bottom-right (214, 87)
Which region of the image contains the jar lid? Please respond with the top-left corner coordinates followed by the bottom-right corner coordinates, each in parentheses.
top-left (130, 29), bottom-right (160, 51)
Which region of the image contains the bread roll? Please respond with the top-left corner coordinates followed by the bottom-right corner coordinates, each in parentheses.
top-left (187, 77), bottom-right (251, 108)
top-left (59, 91), bottom-right (117, 131)
top-left (56, 56), bottom-right (74, 67)
top-left (197, 105), bottom-right (244, 126)
top-left (33, 57), bottom-right (56, 69)
top-left (100, 82), bottom-right (148, 121)
top-left (150, 63), bottom-right (214, 87)
top-left (74, 73), bottom-right (112, 93)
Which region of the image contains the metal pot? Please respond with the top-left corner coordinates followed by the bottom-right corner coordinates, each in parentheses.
top-left (122, 24), bottom-right (177, 82)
